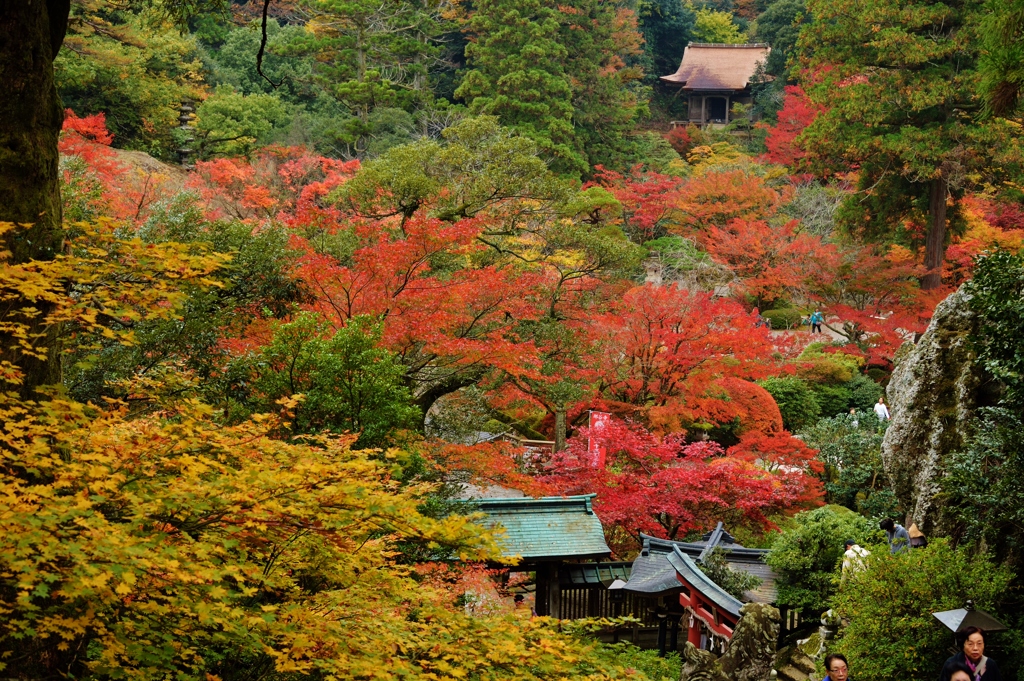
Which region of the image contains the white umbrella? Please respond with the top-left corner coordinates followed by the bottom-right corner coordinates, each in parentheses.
top-left (933, 600), bottom-right (1008, 633)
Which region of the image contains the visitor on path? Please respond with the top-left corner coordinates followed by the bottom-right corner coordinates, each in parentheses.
top-left (939, 627), bottom-right (1002, 681)
top-left (841, 540), bottom-right (870, 577)
top-left (874, 397), bottom-right (890, 421)
top-left (810, 310), bottom-right (824, 333)
top-left (849, 408), bottom-right (859, 428)
top-left (880, 518), bottom-right (910, 554)
top-left (824, 653), bottom-right (851, 681)
top-left (753, 308), bottom-right (768, 329)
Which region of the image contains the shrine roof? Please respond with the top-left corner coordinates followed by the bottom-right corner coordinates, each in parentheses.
top-left (469, 495), bottom-right (611, 562)
top-left (667, 547), bottom-right (744, 618)
top-left (660, 43), bottom-right (770, 91)
top-left (623, 528), bottom-right (778, 603)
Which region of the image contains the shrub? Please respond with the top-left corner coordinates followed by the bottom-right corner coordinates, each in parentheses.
top-left (759, 376), bottom-right (821, 431)
top-left (809, 383), bottom-right (852, 417)
top-left (766, 505), bottom-right (879, 613)
top-left (698, 546), bottom-right (762, 600)
top-left (800, 412), bottom-right (891, 515)
top-left (845, 373), bottom-right (883, 411)
top-left (832, 539), bottom-right (1012, 681)
top-left (762, 308), bottom-right (804, 329)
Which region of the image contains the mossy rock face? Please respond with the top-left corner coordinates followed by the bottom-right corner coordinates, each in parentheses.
top-left (881, 287), bottom-right (1001, 536)
top-left (798, 633), bottom-right (821, 658)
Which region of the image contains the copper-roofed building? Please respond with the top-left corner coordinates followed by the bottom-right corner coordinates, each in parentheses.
top-left (660, 43), bottom-right (770, 126)
top-left (616, 523), bottom-right (793, 655)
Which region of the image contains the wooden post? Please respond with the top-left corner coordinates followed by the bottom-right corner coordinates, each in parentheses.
top-left (670, 617), bottom-right (679, 653)
top-left (548, 565), bottom-right (561, 619)
top-left (657, 617), bottom-right (667, 657)
top-left (535, 565), bottom-right (549, 617)
top-left (588, 587), bottom-right (601, 617)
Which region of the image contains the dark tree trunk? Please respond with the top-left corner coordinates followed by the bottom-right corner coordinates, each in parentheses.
top-left (922, 176), bottom-right (948, 290)
top-left (0, 0), bottom-right (70, 397)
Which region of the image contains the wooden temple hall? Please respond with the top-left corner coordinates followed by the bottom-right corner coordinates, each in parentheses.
top-left (470, 494), bottom-right (787, 654)
top-left (659, 43), bottom-right (771, 127)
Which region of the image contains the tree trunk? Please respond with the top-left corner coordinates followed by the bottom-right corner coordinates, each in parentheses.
top-left (922, 176), bottom-right (948, 290)
top-left (0, 0), bottom-right (69, 397)
top-left (554, 408), bottom-right (567, 452)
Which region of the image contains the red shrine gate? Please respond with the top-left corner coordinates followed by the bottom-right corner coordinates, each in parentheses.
top-left (667, 547), bottom-right (743, 648)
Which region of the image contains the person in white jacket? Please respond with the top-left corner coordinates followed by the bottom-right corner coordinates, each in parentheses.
top-left (873, 397), bottom-right (890, 421)
top-left (842, 539), bottom-right (870, 578)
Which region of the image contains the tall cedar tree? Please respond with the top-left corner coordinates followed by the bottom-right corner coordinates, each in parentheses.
top-left (456, 0), bottom-right (646, 177)
top-left (455, 0), bottom-right (581, 175)
top-left (308, 0), bottom-right (447, 153)
top-left (797, 0), bottom-right (1023, 289)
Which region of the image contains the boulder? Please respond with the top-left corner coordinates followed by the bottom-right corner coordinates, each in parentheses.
top-left (881, 287), bottom-right (1000, 535)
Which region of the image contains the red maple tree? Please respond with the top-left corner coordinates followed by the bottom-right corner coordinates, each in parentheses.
top-left (541, 418), bottom-right (821, 556)
top-left (761, 85), bottom-right (821, 170)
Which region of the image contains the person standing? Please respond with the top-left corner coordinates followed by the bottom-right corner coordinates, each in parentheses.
top-left (842, 540), bottom-right (870, 577)
top-left (939, 627), bottom-right (1002, 681)
top-left (874, 397), bottom-right (890, 421)
top-left (824, 654), bottom-right (851, 681)
top-left (810, 310), bottom-right (824, 333)
top-left (879, 518), bottom-right (910, 554)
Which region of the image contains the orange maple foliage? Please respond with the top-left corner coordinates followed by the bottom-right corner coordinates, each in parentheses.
top-left (595, 283), bottom-right (777, 433)
top-left (698, 218), bottom-right (823, 309)
top-left (60, 110), bottom-right (181, 224)
top-left (674, 169), bottom-right (790, 230)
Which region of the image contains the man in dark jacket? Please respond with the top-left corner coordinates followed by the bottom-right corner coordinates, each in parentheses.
top-left (940, 627), bottom-right (1002, 681)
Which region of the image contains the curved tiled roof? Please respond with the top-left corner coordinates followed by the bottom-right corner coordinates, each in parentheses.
top-left (469, 495), bottom-right (611, 561)
top-left (660, 43), bottom-right (771, 91)
top-left (667, 547), bottom-right (744, 618)
top-left (624, 530), bottom-right (778, 604)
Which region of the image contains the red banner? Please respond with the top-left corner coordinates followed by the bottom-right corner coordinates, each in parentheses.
top-left (588, 411), bottom-right (611, 468)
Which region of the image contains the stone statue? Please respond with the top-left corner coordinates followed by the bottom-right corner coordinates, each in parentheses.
top-left (680, 603), bottom-right (780, 681)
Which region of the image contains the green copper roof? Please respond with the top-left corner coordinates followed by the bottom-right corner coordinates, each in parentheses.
top-left (470, 495), bottom-right (611, 561)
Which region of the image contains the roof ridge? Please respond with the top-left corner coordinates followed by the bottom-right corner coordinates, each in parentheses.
top-left (471, 493), bottom-right (597, 505)
top-left (687, 42), bottom-right (770, 48)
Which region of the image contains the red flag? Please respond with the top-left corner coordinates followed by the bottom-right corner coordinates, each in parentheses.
top-left (588, 411), bottom-right (611, 468)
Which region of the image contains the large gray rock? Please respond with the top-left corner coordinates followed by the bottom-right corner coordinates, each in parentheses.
top-left (881, 287), bottom-right (998, 536)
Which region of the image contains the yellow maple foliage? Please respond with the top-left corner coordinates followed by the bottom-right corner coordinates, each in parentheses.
top-left (0, 221), bottom-right (655, 679)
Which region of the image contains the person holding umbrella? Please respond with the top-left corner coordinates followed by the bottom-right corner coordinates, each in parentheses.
top-left (939, 626), bottom-right (1002, 681)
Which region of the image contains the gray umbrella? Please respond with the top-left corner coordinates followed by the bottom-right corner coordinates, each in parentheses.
top-left (933, 600), bottom-right (1008, 633)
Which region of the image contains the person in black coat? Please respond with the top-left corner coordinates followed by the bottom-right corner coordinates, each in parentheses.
top-left (939, 627), bottom-right (1002, 681)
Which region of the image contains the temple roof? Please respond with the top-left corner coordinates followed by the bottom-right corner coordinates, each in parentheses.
top-left (469, 495), bottom-right (611, 562)
top-left (667, 547), bottom-right (744, 618)
top-left (622, 526), bottom-right (778, 603)
top-left (660, 43), bottom-right (770, 91)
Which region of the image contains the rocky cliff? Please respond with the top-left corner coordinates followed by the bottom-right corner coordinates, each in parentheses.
top-left (881, 287), bottom-right (999, 536)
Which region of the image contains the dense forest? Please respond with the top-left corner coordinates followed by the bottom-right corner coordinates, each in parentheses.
top-left (2, 0), bottom-right (1024, 679)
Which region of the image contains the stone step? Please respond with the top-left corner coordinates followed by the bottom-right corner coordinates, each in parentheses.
top-left (791, 654), bottom-right (817, 675)
top-left (776, 664), bottom-right (811, 681)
